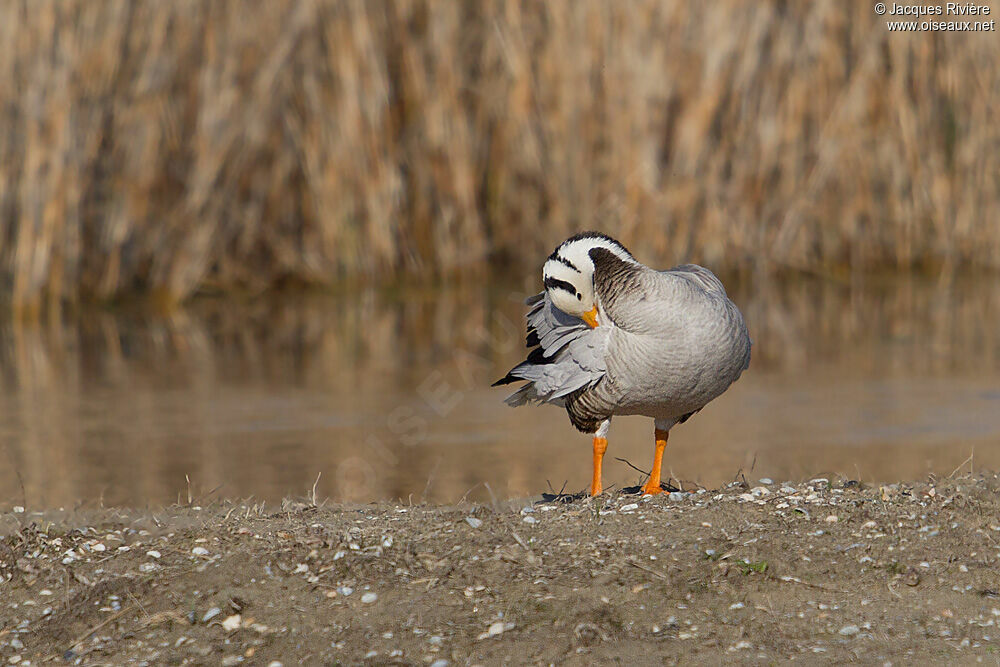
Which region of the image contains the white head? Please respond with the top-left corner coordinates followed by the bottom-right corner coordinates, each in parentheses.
top-left (542, 232), bottom-right (635, 326)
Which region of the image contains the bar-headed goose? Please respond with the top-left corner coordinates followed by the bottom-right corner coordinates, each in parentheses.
top-left (495, 232), bottom-right (751, 496)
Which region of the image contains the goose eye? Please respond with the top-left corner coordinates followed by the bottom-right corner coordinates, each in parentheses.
top-left (576, 292), bottom-right (582, 300)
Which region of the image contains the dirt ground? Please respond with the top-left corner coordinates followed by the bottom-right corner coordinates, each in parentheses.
top-left (2, 474), bottom-right (1000, 666)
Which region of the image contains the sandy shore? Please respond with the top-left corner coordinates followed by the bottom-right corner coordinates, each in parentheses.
top-left (2, 474), bottom-right (999, 665)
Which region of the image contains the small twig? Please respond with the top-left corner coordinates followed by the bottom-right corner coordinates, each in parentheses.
top-left (948, 450), bottom-right (974, 479)
top-left (765, 490), bottom-right (806, 504)
top-left (139, 610), bottom-right (188, 628)
top-left (626, 557), bottom-right (667, 580)
top-left (127, 591), bottom-right (150, 621)
top-left (457, 483), bottom-right (482, 505)
top-left (544, 479), bottom-right (570, 497)
top-left (772, 574), bottom-right (847, 594)
top-left (544, 480), bottom-right (571, 499)
top-left (483, 482), bottom-right (499, 512)
top-left (65, 604), bottom-right (133, 650)
top-left (410, 577), bottom-right (439, 591)
top-left (185, 474), bottom-right (193, 505)
top-left (614, 457), bottom-right (649, 477)
top-left (310, 472), bottom-right (322, 507)
top-left (421, 459), bottom-right (442, 501)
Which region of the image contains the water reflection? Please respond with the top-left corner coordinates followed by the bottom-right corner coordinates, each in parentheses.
top-left (1, 274), bottom-right (999, 508)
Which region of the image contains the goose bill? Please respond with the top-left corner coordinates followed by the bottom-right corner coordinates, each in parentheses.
top-left (582, 307), bottom-right (599, 328)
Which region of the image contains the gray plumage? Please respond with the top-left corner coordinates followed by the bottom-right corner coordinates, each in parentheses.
top-left (498, 293), bottom-right (611, 407)
top-left (496, 245), bottom-right (751, 434)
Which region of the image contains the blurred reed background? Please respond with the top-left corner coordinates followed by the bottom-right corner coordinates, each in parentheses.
top-left (2, 0), bottom-right (998, 311)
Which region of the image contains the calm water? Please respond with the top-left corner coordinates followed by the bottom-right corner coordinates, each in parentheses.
top-left (1, 274), bottom-right (999, 508)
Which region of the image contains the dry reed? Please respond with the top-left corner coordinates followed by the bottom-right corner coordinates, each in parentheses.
top-left (1, 1), bottom-right (998, 308)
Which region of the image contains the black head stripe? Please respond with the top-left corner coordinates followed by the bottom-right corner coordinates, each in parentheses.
top-left (544, 276), bottom-right (578, 295)
top-left (547, 251), bottom-right (580, 272)
top-left (558, 231), bottom-right (633, 259)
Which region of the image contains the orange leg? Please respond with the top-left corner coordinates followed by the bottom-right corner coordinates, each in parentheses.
top-left (640, 428), bottom-right (669, 495)
top-left (590, 435), bottom-right (608, 496)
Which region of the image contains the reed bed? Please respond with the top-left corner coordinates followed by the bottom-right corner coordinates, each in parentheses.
top-left (1, 1), bottom-right (998, 307)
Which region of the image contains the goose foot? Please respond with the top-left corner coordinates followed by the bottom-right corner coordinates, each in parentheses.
top-left (640, 428), bottom-right (670, 496)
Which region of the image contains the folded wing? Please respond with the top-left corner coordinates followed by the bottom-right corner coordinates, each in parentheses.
top-left (664, 263), bottom-right (728, 297)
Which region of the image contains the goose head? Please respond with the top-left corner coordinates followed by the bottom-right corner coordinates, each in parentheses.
top-left (541, 232), bottom-right (635, 327)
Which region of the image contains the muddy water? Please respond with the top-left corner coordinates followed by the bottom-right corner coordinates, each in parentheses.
top-left (1, 274), bottom-right (999, 508)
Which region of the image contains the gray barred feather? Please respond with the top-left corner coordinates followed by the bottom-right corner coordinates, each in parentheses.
top-left (665, 264), bottom-right (728, 297)
top-left (500, 291), bottom-right (610, 406)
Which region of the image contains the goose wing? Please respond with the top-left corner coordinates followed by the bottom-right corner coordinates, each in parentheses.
top-left (590, 249), bottom-right (731, 332)
top-left (588, 247), bottom-right (674, 334)
top-left (590, 249), bottom-right (751, 378)
top-left (493, 292), bottom-right (610, 406)
top-left (664, 263), bottom-right (728, 297)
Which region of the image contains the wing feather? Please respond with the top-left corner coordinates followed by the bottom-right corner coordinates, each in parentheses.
top-left (494, 291), bottom-right (609, 406)
top-left (664, 263), bottom-right (728, 297)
